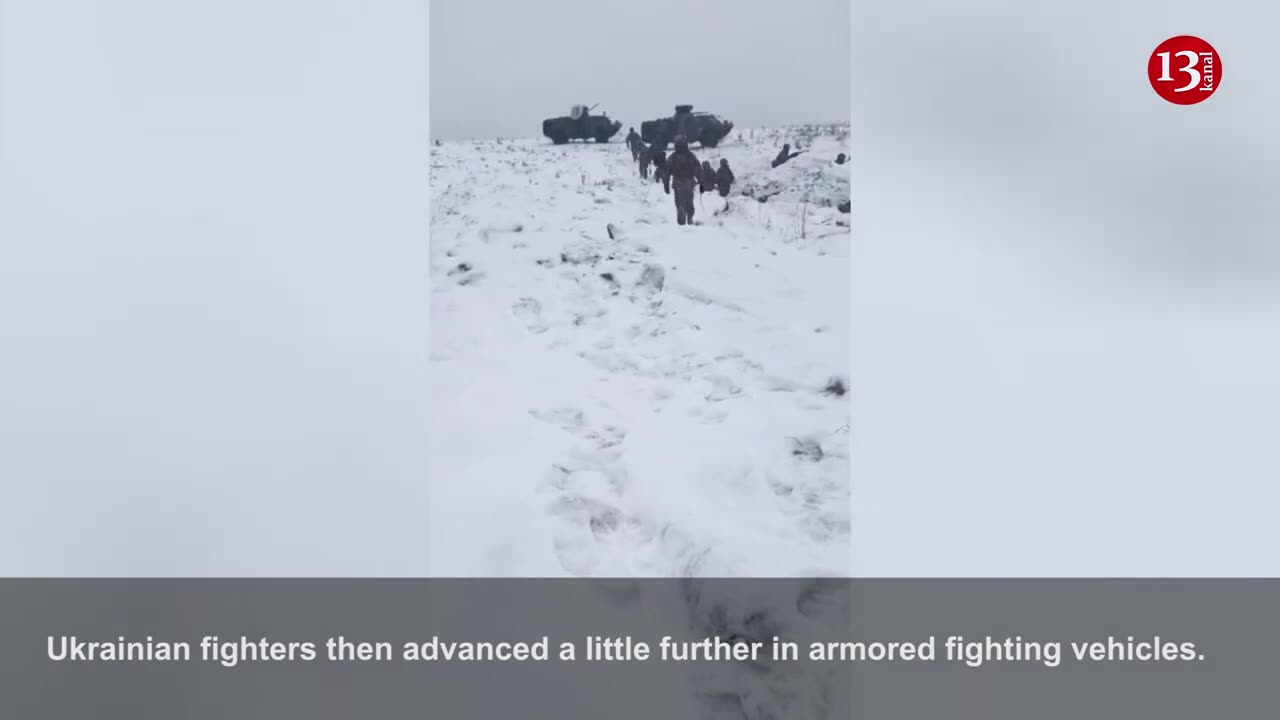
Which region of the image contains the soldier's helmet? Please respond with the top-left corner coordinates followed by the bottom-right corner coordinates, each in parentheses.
top-left (674, 135), bottom-right (689, 151)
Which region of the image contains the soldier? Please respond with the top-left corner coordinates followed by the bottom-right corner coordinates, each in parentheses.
top-left (667, 135), bottom-right (701, 226)
top-left (652, 147), bottom-right (670, 194)
top-left (715, 159), bottom-right (735, 198)
top-left (626, 127), bottom-right (642, 160)
top-left (835, 152), bottom-right (847, 165)
top-left (771, 143), bottom-right (804, 168)
top-left (699, 160), bottom-right (716, 195)
top-left (637, 141), bottom-right (652, 180)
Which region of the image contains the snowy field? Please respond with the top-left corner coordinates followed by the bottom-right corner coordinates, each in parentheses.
top-left (428, 129), bottom-right (851, 577)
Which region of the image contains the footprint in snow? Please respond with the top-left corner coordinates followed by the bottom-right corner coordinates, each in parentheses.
top-left (529, 406), bottom-right (585, 429)
top-left (704, 375), bottom-right (744, 402)
top-left (690, 404), bottom-right (729, 425)
top-left (511, 297), bottom-right (549, 334)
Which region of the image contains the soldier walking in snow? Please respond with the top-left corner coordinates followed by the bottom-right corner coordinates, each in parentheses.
top-left (699, 160), bottom-right (716, 195)
top-left (715, 159), bottom-right (735, 209)
top-left (626, 127), bottom-right (642, 160)
top-left (637, 141), bottom-right (652, 179)
top-left (667, 136), bottom-right (701, 226)
top-left (652, 147), bottom-right (670, 194)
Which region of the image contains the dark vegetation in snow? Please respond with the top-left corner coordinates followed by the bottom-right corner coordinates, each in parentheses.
top-left (822, 376), bottom-right (847, 397)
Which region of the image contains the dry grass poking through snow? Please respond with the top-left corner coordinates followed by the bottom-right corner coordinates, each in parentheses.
top-left (428, 126), bottom-right (850, 579)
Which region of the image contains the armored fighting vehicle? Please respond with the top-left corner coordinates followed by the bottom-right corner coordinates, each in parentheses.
top-left (640, 105), bottom-right (734, 150)
top-left (541, 104), bottom-right (623, 144)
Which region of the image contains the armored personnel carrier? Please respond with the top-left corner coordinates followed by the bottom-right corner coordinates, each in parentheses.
top-left (541, 104), bottom-right (623, 144)
top-left (640, 105), bottom-right (734, 150)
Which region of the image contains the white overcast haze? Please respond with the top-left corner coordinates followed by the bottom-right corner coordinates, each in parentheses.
top-left (0, 0), bottom-right (430, 575)
top-left (852, 0), bottom-right (1280, 575)
top-left (429, 0), bottom-right (851, 139)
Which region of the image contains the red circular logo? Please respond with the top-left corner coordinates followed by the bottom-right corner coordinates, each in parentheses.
top-left (1148, 36), bottom-right (1221, 104)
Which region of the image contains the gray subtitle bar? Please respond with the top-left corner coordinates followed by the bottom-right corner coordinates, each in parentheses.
top-left (1, 580), bottom-right (1276, 718)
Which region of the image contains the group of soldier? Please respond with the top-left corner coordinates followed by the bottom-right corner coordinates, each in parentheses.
top-left (624, 127), bottom-right (735, 227)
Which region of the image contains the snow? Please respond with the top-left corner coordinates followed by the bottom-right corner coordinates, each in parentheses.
top-left (429, 130), bottom-right (851, 577)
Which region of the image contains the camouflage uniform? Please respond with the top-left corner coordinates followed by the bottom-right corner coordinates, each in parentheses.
top-left (637, 143), bottom-right (652, 179)
top-left (699, 161), bottom-right (716, 194)
top-left (667, 140), bottom-right (701, 226)
top-left (715, 159), bottom-right (735, 198)
top-left (652, 149), bottom-right (670, 194)
top-left (626, 128), bottom-right (641, 160)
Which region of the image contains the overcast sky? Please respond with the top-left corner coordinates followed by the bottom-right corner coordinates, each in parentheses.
top-left (430, 0), bottom-right (850, 139)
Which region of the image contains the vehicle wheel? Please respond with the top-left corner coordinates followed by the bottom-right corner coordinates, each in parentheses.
top-left (550, 134), bottom-right (568, 145)
top-left (700, 134), bottom-right (719, 149)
